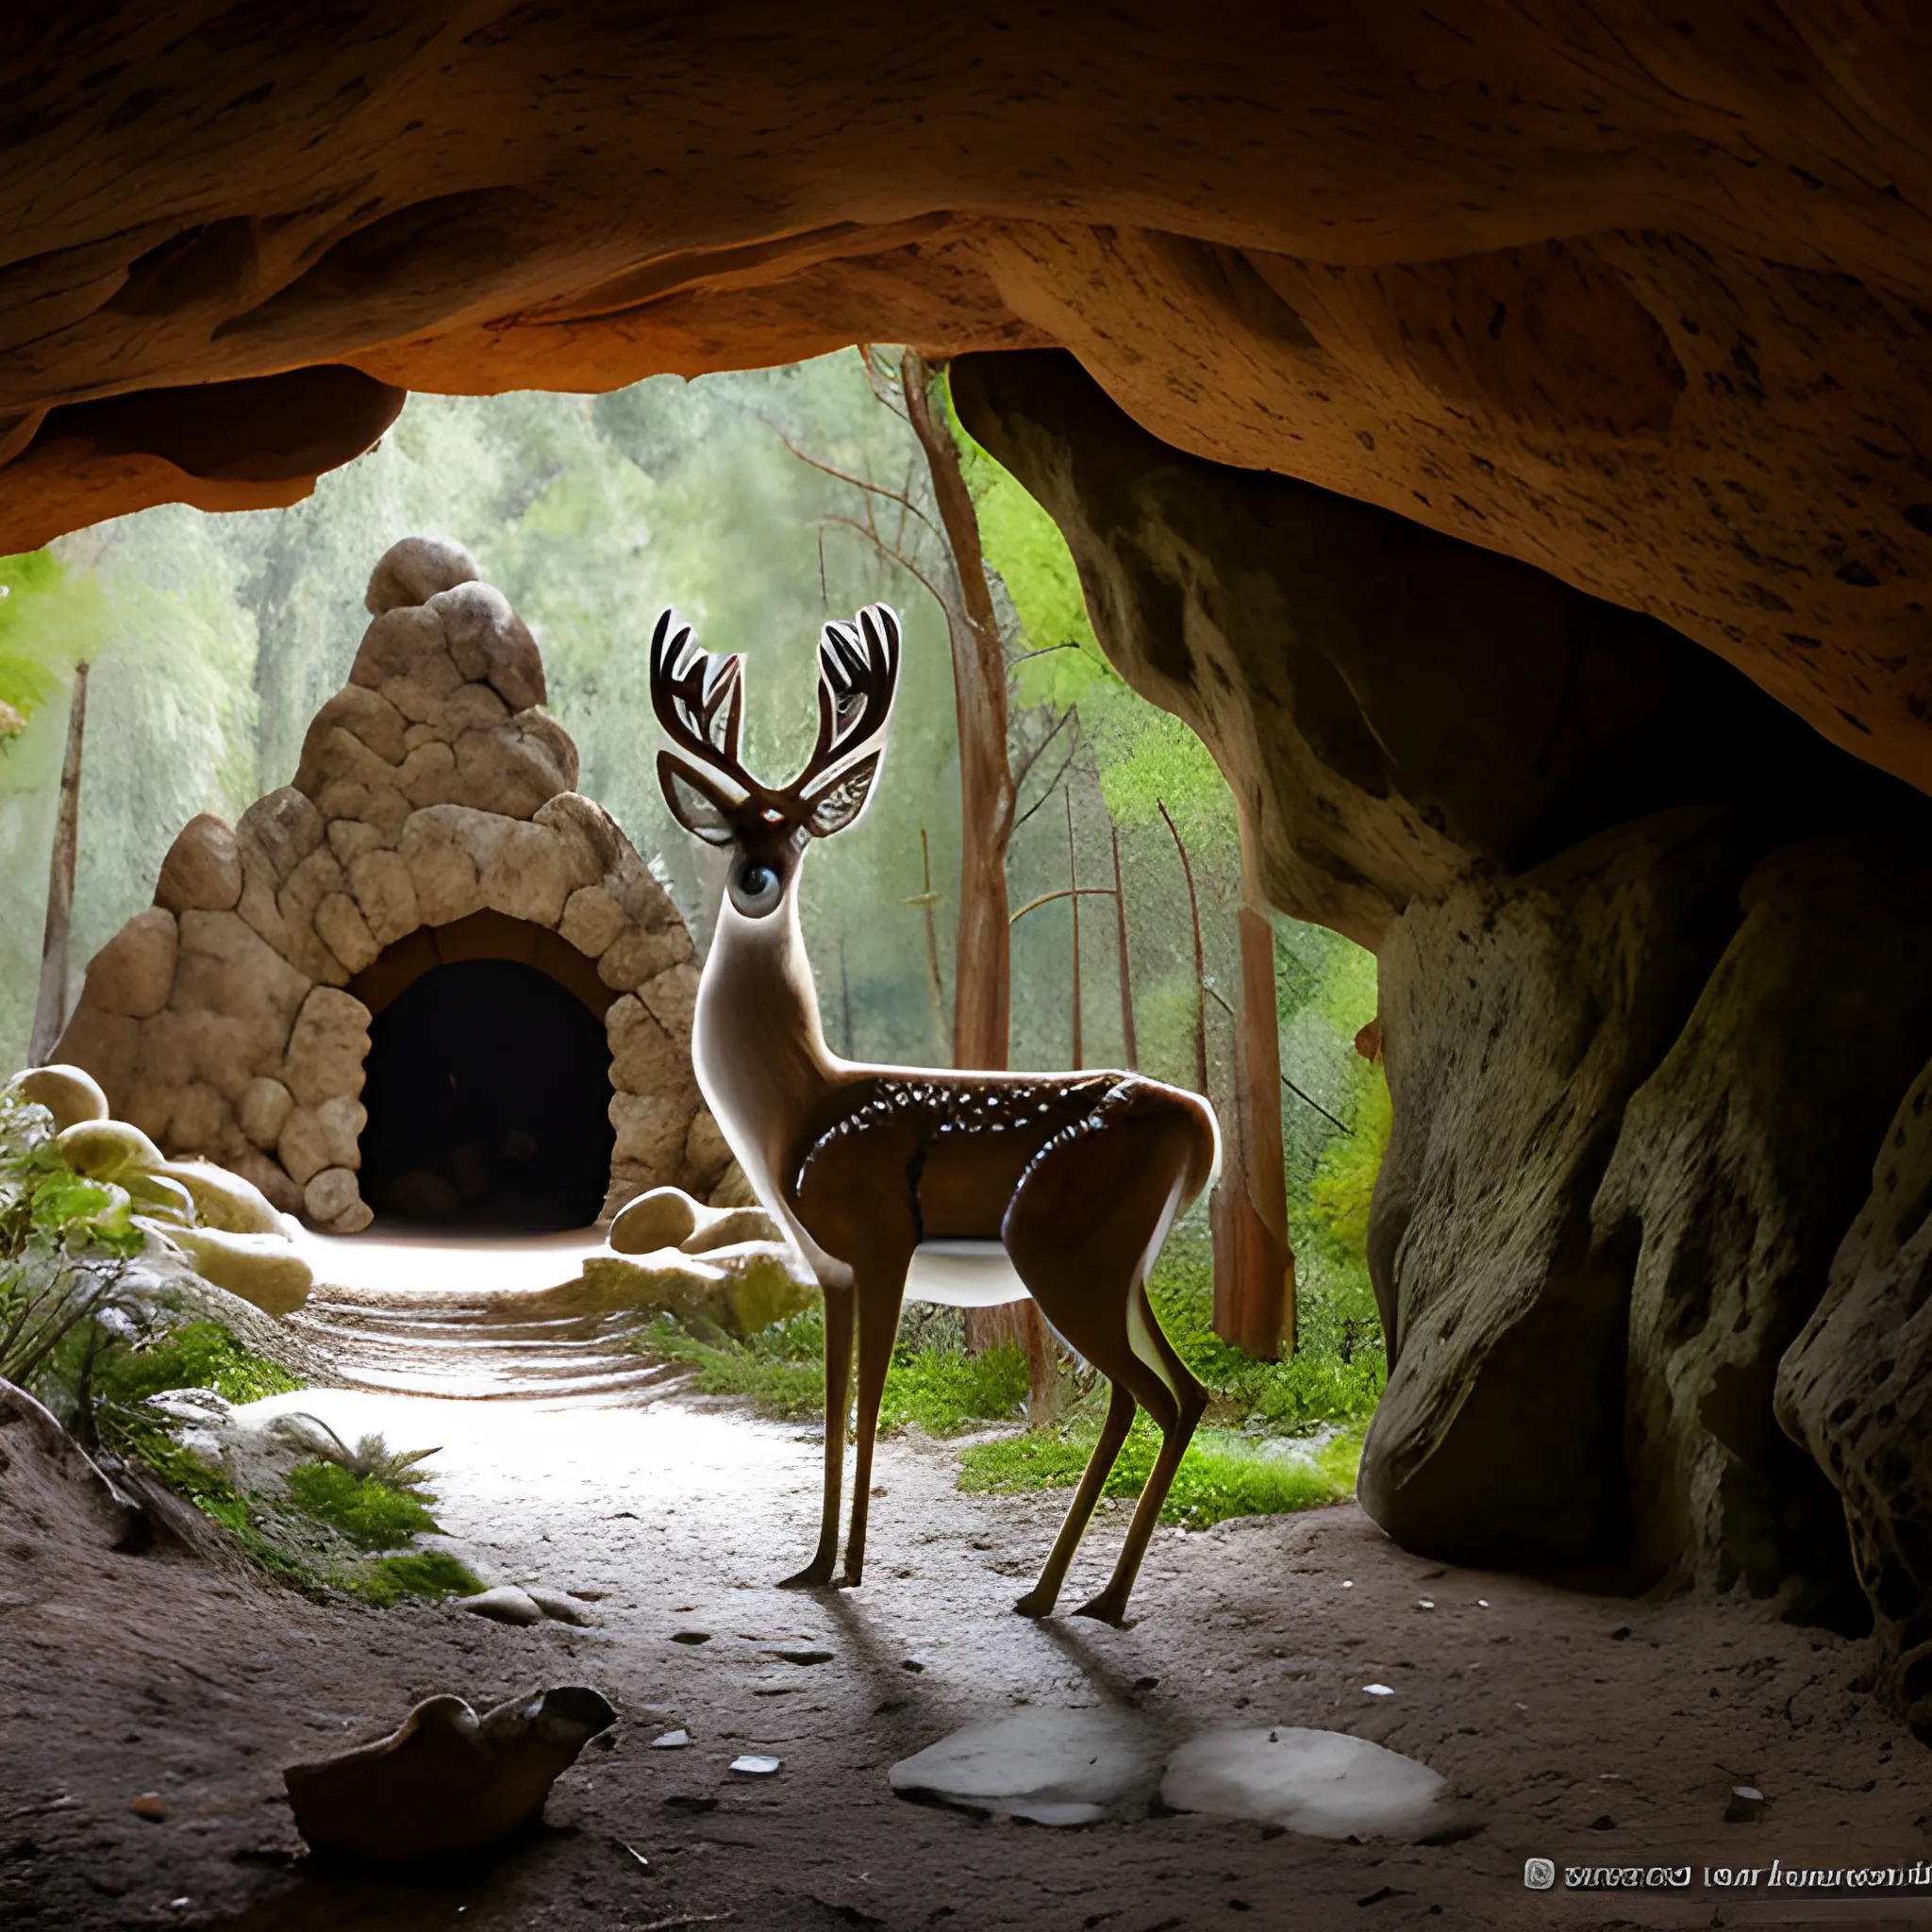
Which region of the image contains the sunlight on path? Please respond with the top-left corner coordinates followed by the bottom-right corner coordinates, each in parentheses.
top-left (296, 1224), bottom-right (605, 1299)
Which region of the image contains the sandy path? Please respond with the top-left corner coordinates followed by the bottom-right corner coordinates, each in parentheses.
top-left (4, 1229), bottom-right (1929, 1929)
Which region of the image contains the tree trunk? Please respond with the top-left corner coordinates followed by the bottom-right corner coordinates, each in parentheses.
top-left (900, 350), bottom-right (1014, 1072)
top-left (1210, 804), bottom-right (1296, 1358)
top-left (901, 352), bottom-right (1058, 1417)
top-left (1066, 791), bottom-right (1082, 1067)
top-left (1112, 824), bottom-right (1138, 1071)
top-left (28, 660), bottom-right (90, 1067)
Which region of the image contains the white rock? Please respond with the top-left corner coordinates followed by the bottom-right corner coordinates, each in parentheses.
top-left (454, 1585), bottom-right (545, 1626)
top-left (729, 1755), bottom-right (781, 1776)
top-left (888, 1708), bottom-right (1152, 1826)
top-left (1159, 1726), bottom-right (1447, 1841)
top-left (650, 1729), bottom-right (690, 1750)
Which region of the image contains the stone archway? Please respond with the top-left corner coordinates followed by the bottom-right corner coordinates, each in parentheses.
top-left (56, 537), bottom-right (729, 1232)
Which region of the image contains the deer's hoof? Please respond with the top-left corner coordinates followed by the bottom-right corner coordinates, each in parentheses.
top-left (1012, 1589), bottom-right (1056, 1620)
top-left (777, 1562), bottom-right (835, 1591)
top-left (1072, 1592), bottom-right (1132, 1627)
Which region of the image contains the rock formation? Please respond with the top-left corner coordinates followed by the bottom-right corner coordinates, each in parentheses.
top-left (57, 538), bottom-right (722, 1230)
top-left (6, 11), bottom-right (1932, 801)
top-left (957, 348), bottom-right (1932, 1715)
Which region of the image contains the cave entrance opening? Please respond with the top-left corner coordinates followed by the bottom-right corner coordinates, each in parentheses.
top-left (351, 910), bottom-right (616, 1233)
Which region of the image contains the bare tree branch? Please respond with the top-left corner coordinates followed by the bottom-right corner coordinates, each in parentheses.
top-left (821, 513), bottom-right (958, 619)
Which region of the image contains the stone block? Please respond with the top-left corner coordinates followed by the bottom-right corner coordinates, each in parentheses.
top-left (433, 579), bottom-right (546, 710)
top-left (304, 1165), bottom-right (364, 1225)
top-left (608, 1091), bottom-right (692, 1177)
top-left (535, 792), bottom-right (627, 874)
top-left (558, 884), bottom-right (627, 958)
top-left (598, 923), bottom-right (689, 992)
top-left (171, 910), bottom-right (311, 1035)
top-left (315, 891), bottom-right (380, 974)
top-left (346, 848), bottom-right (421, 946)
top-left (397, 738), bottom-right (460, 807)
top-left (434, 678), bottom-right (509, 739)
top-left (349, 602), bottom-right (446, 690)
top-left (84, 906), bottom-right (178, 1017)
top-left (156, 814), bottom-right (242, 912)
top-left (240, 1076), bottom-right (294, 1149)
top-left (52, 1004), bottom-right (142, 1111)
top-left (326, 818), bottom-right (388, 864)
top-left (237, 788), bottom-right (325, 888)
top-left (365, 535), bottom-right (479, 616)
top-left (229, 1147), bottom-right (303, 1217)
top-left (639, 962), bottom-right (698, 1043)
top-left (399, 808), bottom-right (484, 925)
top-left (283, 986), bottom-right (371, 1109)
top-left (280, 1099), bottom-right (365, 1188)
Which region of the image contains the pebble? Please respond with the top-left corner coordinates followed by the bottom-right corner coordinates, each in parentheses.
top-left (454, 1585), bottom-right (545, 1626)
top-left (671, 1629), bottom-right (712, 1645)
top-left (729, 1755), bottom-right (781, 1776)
top-left (129, 1793), bottom-right (171, 1822)
top-left (1361, 1684), bottom-right (1394, 1697)
top-left (651, 1730), bottom-right (691, 1750)
top-left (525, 1586), bottom-right (598, 1626)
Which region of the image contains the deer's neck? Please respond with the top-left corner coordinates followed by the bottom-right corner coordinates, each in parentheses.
top-left (691, 889), bottom-right (835, 1216)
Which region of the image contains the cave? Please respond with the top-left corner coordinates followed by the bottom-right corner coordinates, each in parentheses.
top-left (10, 11), bottom-right (1932, 1928)
top-left (355, 942), bottom-right (617, 1233)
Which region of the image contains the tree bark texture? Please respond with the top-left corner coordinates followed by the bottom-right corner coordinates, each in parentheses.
top-left (1210, 806), bottom-right (1296, 1358)
top-left (28, 661), bottom-right (90, 1068)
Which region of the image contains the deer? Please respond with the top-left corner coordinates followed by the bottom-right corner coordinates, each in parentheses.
top-left (650, 602), bottom-right (1218, 1624)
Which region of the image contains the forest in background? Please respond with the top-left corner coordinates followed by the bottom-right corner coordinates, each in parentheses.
top-left (0, 350), bottom-right (1386, 1358)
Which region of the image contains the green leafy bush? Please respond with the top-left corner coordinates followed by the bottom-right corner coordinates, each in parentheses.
top-left (282, 1460), bottom-right (441, 1551)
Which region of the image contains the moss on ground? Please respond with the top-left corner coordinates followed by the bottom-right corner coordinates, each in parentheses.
top-left (97, 1320), bottom-right (306, 1407)
top-left (281, 1459), bottom-right (442, 1551)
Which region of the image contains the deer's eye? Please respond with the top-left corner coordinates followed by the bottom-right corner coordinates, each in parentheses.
top-left (729, 860), bottom-right (782, 918)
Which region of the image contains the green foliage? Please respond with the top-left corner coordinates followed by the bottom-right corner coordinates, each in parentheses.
top-left (28, 1169), bottom-right (141, 1254)
top-left (282, 1460), bottom-right (442, 1551)
top-left (958, 1419), bottom-right (1360, 1528)
top-left (280, 1416), bottom-right (441, 1493)
top-left (96, 1321), bottom-right (304, 1407)
top-left (350, 1551), bottom-right (485, 1607)
top-left (638, 1304), bottom-right (1027, 1433)
top-left (0, 550), bottom-right (110, 725)
top-left (1305, 1069), bottom-right (1391, 1274)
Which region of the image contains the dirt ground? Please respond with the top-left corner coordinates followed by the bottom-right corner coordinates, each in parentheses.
top-left (6, 1360), bottom-right (1932, 1932)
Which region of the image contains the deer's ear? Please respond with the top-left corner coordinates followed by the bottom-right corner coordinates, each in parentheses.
top-left (799, 752), bottom-right (881, 839)
top-left (658, 751), bottom-right (738, 846)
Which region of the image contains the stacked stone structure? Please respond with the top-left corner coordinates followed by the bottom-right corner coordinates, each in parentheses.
top-left (57, 537), bottom-right (724, 1232)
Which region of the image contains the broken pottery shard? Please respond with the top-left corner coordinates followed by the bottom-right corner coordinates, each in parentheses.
top-left (888, 1708), bottom-right (1152, 1826)
top-left (284, 1685), bottom-right (614, 1863)
top-left (454, 1585), bottom-right (545, 1626)
top-left (1159, 1727), bottom-right (1448, 1841)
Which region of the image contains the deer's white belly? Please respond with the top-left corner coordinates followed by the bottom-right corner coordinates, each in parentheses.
top-left (905, 1240), bottom-right (1030, 1307)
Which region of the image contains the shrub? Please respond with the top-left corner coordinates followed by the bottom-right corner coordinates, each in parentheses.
top-left (282, 1460), bottom-right (441, 1551)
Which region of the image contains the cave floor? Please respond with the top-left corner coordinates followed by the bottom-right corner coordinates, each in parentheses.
top-left (5, 1248), bottom-right (1931, 1931)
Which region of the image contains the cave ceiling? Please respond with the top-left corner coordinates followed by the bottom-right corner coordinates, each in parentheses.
top-left (6, 7), bottom-right (1932, 792)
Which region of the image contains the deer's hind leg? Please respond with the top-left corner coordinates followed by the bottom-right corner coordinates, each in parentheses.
top-left (1003, 1099), bottom-right (1208, 1624)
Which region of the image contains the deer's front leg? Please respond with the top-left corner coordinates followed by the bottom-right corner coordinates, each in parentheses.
top-left (841, 1259), bottom-right (910, 1587)
top-left (779, 1279), bottom-right (853, 1590)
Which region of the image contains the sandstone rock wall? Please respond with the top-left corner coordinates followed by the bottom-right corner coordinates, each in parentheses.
top-left (57, 538), bottom-right (722, 1230)
top-left (960, 348), bottom-right (1932, 1719)
top-left (7, 10), bottom-right (1932, 804)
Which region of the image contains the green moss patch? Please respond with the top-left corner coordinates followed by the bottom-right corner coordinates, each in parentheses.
top-left (98, 1320), bottom-right (306, 1407)
top-left (281, 1459), bottom-right (441, 1551)
top-left (350, 1551), bottom-right (484, 1607)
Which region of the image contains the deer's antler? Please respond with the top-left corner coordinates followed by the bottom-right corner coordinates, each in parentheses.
top-left (791, 604), bottom-right (900, 798)
top-left (649, 608), bottom-right (752, 801)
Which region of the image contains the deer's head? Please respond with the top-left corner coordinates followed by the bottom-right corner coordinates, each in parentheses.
top-left (650, 604), bottom-right (901, 921)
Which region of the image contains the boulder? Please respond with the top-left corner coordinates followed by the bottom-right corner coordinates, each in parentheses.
top-left (280, 1101), bottom-right (365, 1189)
top-left (82, 906), bottom-right (177, 1018)
top-left (7, 1063), bottom-right (109, 1129)
top-left (1357, 808), bottom-right (1775, 1570)
top-left (434, 579), bottom-right (546, 711)
top-left (283, 988), bottom-right (371, 1109)
top-left (155, 813), bottom-right (242, 912)
top-left (364, 535), bottom-right (480, 616)
top-left (1779, 1059), bottom-right (1932, 1734)
top-left (1595, 829), bottom-right (1932, 1624)
top-left (304, 1165), bottom-right (364, 1226)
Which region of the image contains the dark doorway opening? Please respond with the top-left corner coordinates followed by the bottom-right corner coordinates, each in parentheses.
top-left (358, 957), bottom-right (615, 1231)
